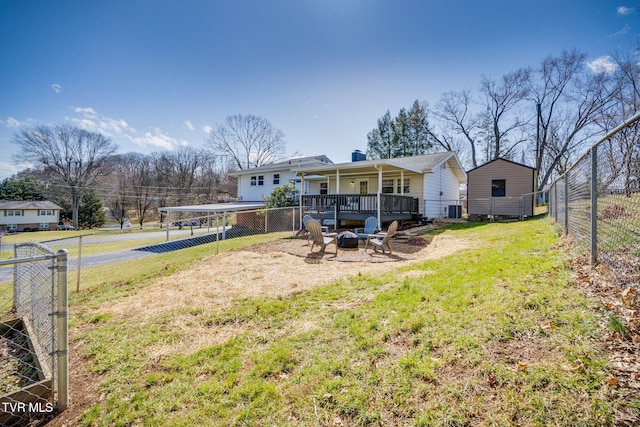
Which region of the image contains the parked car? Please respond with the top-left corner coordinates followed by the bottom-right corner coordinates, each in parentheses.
top-left (57, 224), bottom-right (75, 231)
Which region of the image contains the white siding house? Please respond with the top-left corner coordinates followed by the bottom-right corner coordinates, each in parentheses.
top-left (230, 155), bottom-right (333, 202)
top-left (0, 200), bottom-right (63, 232)
top-left (232, 151), bottom-right (466, 226)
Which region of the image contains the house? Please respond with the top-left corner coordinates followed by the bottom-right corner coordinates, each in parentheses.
top-left (0, 200), bottom-right (63, 232)
top-left (466, 158), bottom-right (536, 218)
top-left (232, 151), bottom-right (467, 228)
top-left (230, 155), bottom-right (333, 202)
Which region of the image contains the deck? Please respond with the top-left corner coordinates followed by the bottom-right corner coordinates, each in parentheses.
top-left (301, 194), bottom-right (419, 224)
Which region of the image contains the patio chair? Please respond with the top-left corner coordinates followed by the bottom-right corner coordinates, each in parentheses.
top-left (365, 220), bottom-right (399, 254)
top-left (354, 216), bottom-right (378, 239)
top-left (306, 219), bottom-right (337, 256)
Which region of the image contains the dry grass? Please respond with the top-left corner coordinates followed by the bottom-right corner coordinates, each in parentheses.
top-left (100, 233), bottom-right (470, 359)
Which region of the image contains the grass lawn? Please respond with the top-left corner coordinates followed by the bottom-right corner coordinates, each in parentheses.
top-left (67, 218), bottom-right (631, 425)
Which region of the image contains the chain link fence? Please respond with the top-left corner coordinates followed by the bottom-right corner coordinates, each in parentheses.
top-left (549, 112), bottom-right (640, 288)
top-left (0, 243), bottom-right (68, 426)
top-left (2, 207), bottom-right (302, 294)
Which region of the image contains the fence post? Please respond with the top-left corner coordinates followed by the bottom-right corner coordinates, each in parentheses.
top-left (590, 147), bottom-right (598, 265)
top-left (519, 195), bottom-right (524, 221)
top-left (76, 235), bottom-right (82, 293)
top-left (55, 249), bottom-right (69, 410)
top-left (564, 173), bottom-right (569, 234)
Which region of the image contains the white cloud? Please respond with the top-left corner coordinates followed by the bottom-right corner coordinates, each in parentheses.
top-left (129, 128), bottom-right (188, 150)
top-left (6, 117), bottom-right (21, 128)
top-left (185, 120), bottom-right (195, 131)
top-left (586, 56), bottom-right (618, 74)
top-left (610, 24), bottom-right (631, 38)
top-left (69, 107), bottom-right (134, 137)
top-left (203, 125), bottom-right (213, 134)
top-left (617, 6), bottom-right (633, 15)
top-left (51, 83), bottom-right (62, 94)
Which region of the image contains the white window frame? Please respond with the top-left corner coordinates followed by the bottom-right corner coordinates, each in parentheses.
top-left (381, 179), bottom-right (394, 194)
top-left (397, 178), bottom-right (410, 194)
top-left (39, 223), bottom-right (51, 229)
top-left (39, 209), bottom-right (54, 216)
top-left (6, 210), bottom-right (22, 216)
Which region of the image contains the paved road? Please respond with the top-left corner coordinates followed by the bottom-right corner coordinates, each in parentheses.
top-left (0, 229), bottom-right (228, 279)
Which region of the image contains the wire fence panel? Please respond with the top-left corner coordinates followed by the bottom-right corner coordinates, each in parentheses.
top-left (0, 243), bottom-right (67, 426)
top-left (566, 156), bottom-right (593, 251)
top-left (549, 112), bottom-right (640, 288)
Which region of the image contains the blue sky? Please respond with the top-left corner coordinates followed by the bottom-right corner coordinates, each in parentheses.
top-left (0, 0), bottom-right (637, 180)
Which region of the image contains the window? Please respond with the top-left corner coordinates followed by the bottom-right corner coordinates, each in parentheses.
top-left (39, 223), bottom-right (51, 229)
top-left (273, 174), bottom-right (280, 185)
top-left (7, 224), bottom-right (17, 230)
top-left (359, 180), bottom-right (368, 195)
top-left (397, 178), bottom-right (410, 194)
top-left (381, 179), bottom-right (394, 194)
top-left (320, 182), bottom-right (328, 195)
top-left (39, 209), bottom-right (53, 216)
top-left (6, 210), bottom-right (22, 216)
top-left (257, 175), bottom-right (264, 186)
top-left (250, 176), bottom-right (257, 186)
top-left (492, 179), bottom-right (506, 197)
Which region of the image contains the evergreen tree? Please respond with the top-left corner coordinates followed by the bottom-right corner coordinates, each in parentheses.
top-left (366, 100), bottom-right (436, 159)
top-left (78, 189), bottom-right (107, 229)
top-left (0, 175), bottom-right (46, 201)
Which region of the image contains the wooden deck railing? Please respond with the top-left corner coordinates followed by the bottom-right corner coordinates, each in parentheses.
top-left (302, 194), bottom-right (418, 214)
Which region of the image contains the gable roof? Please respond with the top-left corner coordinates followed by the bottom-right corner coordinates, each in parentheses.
top-left (467, 158), bottom-right (535, 174)
top-left (0, 200), bottom-right (63, 210)
top-left (295, 152), bottom-right (467, 183)
top-left (229, 155), bottom-right (333, 176)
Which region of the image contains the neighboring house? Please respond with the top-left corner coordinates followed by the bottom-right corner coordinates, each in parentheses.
top-left (233, 151), bottom-right (467, 227)
top-left (0, 200), bottom-right (63, 232)
top-left (466, 158), bottom-right (536, 218)
top-left (230, 155), bottom-right (334, 202)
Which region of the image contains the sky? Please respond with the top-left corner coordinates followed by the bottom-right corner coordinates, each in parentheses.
top-left (0, 0), bottom-right (638, 180)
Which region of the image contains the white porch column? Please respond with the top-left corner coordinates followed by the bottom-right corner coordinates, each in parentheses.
top-left (299, 173), bottom-right (305, 226)
top-left (335, 169), bottom-right (340, 194)
top-left (375, 165), bottom-right (382, 229)
top-left (400, 170), bottom-right (405, 195)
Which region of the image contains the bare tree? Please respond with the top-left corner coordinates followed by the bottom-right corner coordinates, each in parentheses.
top-left (530, 49), bottom-right (618, 191)
top-left (595, 51), bottom-right (640, 194)
top-left (12, 124), bottom-right (117, 228)
top-left (207, 114), bottom-right (287, 170)
top-left (479, 68), bottom-right (532, 161)
top-left (433, 89), bottom-right (481, 167)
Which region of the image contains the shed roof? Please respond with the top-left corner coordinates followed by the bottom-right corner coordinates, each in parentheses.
top-left (467, 158), bottom-right (535, 174)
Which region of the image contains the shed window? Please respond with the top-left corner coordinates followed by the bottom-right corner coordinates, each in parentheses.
top-left (257, 175), bottom-right (264, 186)
top-left (250, 176), bottom-right (257, 186)
top-left (492, 179), bottom-right (506, 197)
top-left (273, 174), bottom-right (280, 185)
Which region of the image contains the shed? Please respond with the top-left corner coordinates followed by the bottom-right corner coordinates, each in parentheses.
top-left (466, 158), bottom-right (536, 218)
